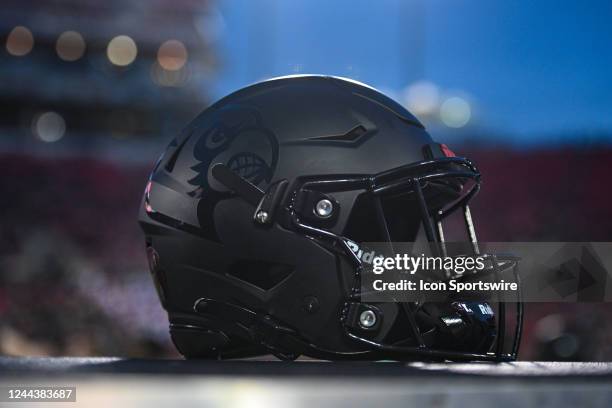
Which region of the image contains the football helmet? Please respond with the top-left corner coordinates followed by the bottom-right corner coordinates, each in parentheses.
top-left (139, 75), bottom-right (523, 361)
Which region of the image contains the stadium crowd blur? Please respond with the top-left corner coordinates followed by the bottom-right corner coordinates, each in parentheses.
top-left (1, 0), bottom-right (612, 360)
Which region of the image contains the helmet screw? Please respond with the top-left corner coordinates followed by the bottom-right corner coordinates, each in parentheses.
top-left (302, 296), bottom-right (320, 314)
top-left (359, 309), bottom-right (377, 328)
top-left (315, 199), bottom-right (333, 218)
top-left (255, 210), bottom-right (269, 224)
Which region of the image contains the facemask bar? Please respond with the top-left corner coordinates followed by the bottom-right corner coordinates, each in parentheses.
top-left (288, 157), bottom-right (523, 361)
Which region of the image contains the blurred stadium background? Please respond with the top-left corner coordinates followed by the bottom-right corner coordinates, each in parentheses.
top-left (1, 0), bottom-right (611, 360)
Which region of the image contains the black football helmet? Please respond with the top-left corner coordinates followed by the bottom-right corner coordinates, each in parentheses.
top-left (139, 75), bottom-right (523, 361)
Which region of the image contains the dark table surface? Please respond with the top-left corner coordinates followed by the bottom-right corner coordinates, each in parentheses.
top-left (1, 357), bottom-right (612, 378)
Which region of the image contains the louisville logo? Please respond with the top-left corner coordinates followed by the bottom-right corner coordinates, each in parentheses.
top-left (184, 105), bottom-right (279, 241)
top-left (188, 105), bottom-right (279, 196)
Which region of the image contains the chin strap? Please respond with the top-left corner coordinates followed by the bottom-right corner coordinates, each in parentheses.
top-left (193, 298), bottom-right (373, 361)
top-left (211, 163), bottom-right (265, 206)
top-left (211, 163), bottom-right (291, 227)
top-left (194, 297), bottom-right (300, 360)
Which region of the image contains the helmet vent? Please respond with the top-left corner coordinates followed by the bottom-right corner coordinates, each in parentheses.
top-left (226, 260), bottom-right (293, 290)
top-left (283, 125), bottom-right (373, 146)
top-left (165, 135), bottom-right (190, 173)
top-left (309, 125), bottom-right (367, 142)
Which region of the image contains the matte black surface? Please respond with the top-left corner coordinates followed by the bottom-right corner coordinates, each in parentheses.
top-left (138, 75), bottom-right (521, 361)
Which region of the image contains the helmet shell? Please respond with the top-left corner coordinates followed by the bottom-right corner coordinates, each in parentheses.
top-left (139, 75), bottom-right (436, 356)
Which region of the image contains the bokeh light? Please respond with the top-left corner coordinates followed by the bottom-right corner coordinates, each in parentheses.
top-left (403, 80), bottom-right (440, 116)
top-left (157, 40), bottom-right (188, 71)
top-left (32, 112), bottom-right (66, 142)
top-left (150, 62), bottom-right (191, 87)
top-left (440, 96), bottom-right (471, 128)
top-left (106, 35), bottom-right (138, 66)
top-left (56, 31), bottom-right (86, 61)
top-left (6, 26), bottom-right (34, 57)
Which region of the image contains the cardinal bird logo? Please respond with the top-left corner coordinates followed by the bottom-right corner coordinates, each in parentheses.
top-left (188, 105), bottom-right (279, 196)
top-left (184, 105), bottom-right (279, 241)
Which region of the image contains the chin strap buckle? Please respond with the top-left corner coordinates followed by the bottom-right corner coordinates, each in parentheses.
top-left (253, 179), bottom-right (289, 225)
top-left (343, 302), bottom-right (382, 332)
top-left (292, 189), bottom-right (340, 226)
